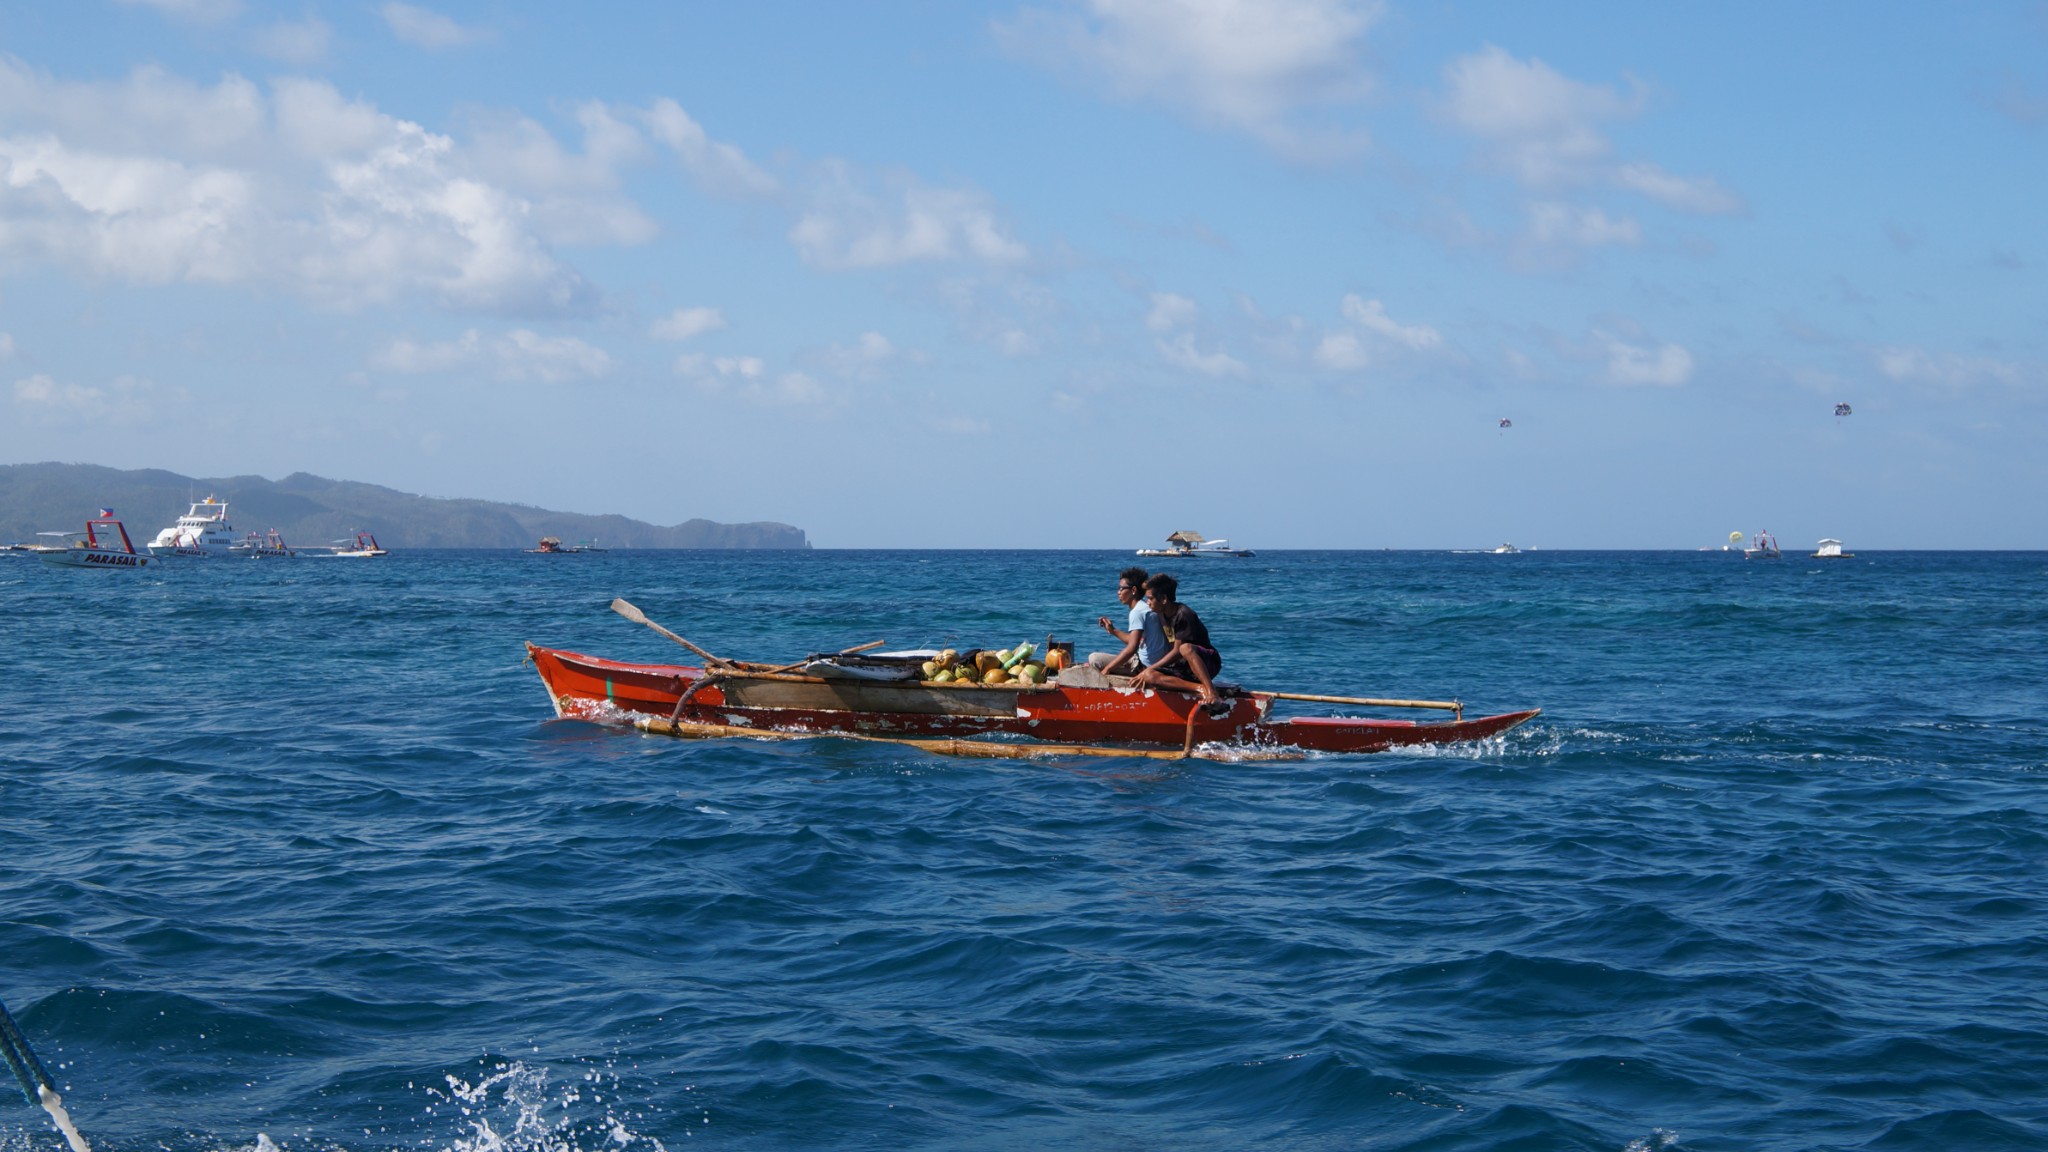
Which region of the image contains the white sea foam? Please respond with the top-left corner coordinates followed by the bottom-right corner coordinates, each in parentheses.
top-left (425, 1060), bottom-right (672, 1152)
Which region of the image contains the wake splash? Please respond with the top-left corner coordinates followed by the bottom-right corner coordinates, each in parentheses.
top-left (208, 1060), bottom-right (684, 1152)
top-left (426, 1061), bottom-right (675, 1152)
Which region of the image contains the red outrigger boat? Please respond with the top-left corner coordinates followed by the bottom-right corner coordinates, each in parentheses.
top-left (525, 602), bottom-right (1540, 761)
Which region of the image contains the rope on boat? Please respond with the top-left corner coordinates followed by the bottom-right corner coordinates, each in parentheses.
top-left (0, 995), bottom-right (52, 1107)
top-left (0, 994), bottom-right (92, 1152)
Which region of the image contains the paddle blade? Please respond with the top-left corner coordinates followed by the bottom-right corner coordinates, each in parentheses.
top-left (611, 598), bottom-right (647, 624)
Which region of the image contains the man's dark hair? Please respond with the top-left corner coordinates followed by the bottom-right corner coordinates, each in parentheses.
top-left (1144, 572), bottom-right (1178, 602)
top-left (1119, 566), bottom-right (1148, 590)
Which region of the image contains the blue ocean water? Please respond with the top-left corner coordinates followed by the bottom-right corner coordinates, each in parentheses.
top-left (2, 549), bottom-right (2045, 1152)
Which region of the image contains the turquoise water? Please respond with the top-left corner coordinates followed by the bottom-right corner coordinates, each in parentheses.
top-left (2, 550), bottom-right (2044, 1151)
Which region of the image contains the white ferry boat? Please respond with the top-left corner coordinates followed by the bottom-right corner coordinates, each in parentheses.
top-left (148, 497), bottom-right (237, 558)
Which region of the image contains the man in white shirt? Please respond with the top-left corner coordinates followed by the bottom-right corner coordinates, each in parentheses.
top-left (1089, 567), bottom-right (1168, 675)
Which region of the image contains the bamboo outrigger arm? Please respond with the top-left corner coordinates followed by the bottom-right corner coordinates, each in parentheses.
top-left (1251, 690), bottom-right (1463, 718)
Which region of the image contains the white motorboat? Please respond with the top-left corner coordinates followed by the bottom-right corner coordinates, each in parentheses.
top-left (148, 497), bottom-right (237, 558)
top-left (325, 531), bottom-right (388, 558)
top-left (1136, 530), bottom-right (1254, 558)
top-left (40, 511), bottom-right (153, 569)
top-left (1491, 542), bottom-right (1520, 554)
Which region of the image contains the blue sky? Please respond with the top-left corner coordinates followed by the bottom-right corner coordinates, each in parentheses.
top-left (2, 1), bottom-right (2043, 547)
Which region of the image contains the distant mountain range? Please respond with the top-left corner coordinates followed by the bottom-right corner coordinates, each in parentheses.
top-left (0, 463), bottom-right (809, 549)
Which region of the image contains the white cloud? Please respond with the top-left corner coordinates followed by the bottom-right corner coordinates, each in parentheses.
top-left (1313, 295), bottom-right (1442, 370)
top-left (640, 99), bottom-right (779, 199)
top-left (1141, 291), bottom-right (1244, 373)
top-left (1528, 202), bottom-right (1641, 248)
top-left (1613, 162), bottom-right (1741, 216)
top-left (1146, 291), bottom-right (1198, 332)
top-left (1875, 346), bottom-right (2031, 389)
top-left (0, 333), bottom-right (14, 359)
top-left (753, 371), bottom-right (828, 407)
top-left (0, 63), bottom-right (267, 159)
top-left (845, 331), bottom-right (893, 360)
top-left (498, 329), bottom-right (611, 382)
top-left (1441, 45), bottom-right (1740, 237)
top-left (1157, 331), bottom-right (1246, 376)
top-left (381, 2), bottom-right (489, 50)
top-left (650, 306), bottom-right (726, 342)
top-left (0, 63), bottom-right (711, 315)
top-left (1602, 335), bottom-right (1693, 386)
top-left (1441, 45), bottom-right (1637, 187)
top-left (674, 353), bottom-right (765, 379)
top-left (1338, 294), bottom-right (1440, 350)
top-left (1313, 332), bottom-right (1369, 370)
top-left (791, 162), bottom-right (1029, 269)
top-left (374, 329), bottom-right (611, 383)
top-left (251, 15), bottom-right (332, 65)
top-left (460, 103), bottom-right (661, 247)
top-left (12, 372), bottom-right (164, 422)
top-left (1000, 0), bottom-right (1383, 160)
top-left (683, 359), bottom-right (832, 410)
top-left (818, 331), bottom-right (901, 373)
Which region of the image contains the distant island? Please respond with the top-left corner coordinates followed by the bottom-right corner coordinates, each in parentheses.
top-left (0, 463), bottom-right (809, 550)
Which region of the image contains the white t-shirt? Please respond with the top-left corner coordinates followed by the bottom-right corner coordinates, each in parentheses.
top-left (1129, 602), bottom-right (1168, 667)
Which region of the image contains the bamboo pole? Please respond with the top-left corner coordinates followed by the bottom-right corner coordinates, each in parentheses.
top-left (752, 639), bottom-right (888, 677)
top-left (1253, 690), bottom-right (1462, 715)
top-left (632, 716), bottom-right (1303, 762)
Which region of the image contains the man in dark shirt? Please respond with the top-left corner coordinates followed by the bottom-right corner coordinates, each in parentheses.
top-left (1131, 572), bottom-right (1225, 708)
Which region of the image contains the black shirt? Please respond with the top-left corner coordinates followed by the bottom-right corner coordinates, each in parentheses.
top-left (1162, 603), bottom-right (1214, 652)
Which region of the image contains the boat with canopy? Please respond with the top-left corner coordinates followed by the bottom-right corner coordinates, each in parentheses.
top-left (39, 511), bottom-right (153, 569)
top-left (1137, 530), bottom-right (1254, 559)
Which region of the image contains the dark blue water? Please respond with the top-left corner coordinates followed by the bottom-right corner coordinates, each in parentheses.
top-left (3, 550), bottom-right (2045, 1152)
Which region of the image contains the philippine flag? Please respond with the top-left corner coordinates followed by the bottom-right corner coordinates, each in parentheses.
top-left (97, 507), bottom-right (114, 517)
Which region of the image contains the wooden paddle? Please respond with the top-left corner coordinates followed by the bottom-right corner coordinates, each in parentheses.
top-left (1252, 690), bottom-right (1463, 715)
top-left (610, 598), bottom-right (738, 670)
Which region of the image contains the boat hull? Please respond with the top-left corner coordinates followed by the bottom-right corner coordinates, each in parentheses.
top-left (1135, 549), bottom-right (1254, 558)
top-left (41, 549), bottom-right (152, 569)
top-left (526, 644), bottom-right (1536, 755)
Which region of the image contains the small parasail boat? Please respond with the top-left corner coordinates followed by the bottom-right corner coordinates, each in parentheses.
top-left (1743, 530), bottom-right (1781, 560)
top-left (525, 600), bottom-right (1539, 761)
top-left (231, 529), bottom-right (297, 558)
top-left (326, 531), bottom-right (388, 558)
top-left (1137, 530), bottom-right (1254, 559)
top-left (39, 511), bottom-right (153, 570)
